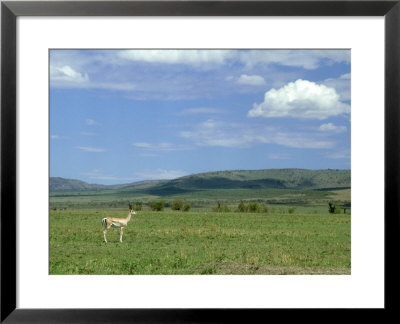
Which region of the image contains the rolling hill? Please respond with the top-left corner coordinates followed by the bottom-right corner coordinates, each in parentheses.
top-left (49, 177), bottom-right (166, 192)
top-left (50, 177), bottom-right (108, 191)
top-left (50, 169), bottom-right (350, 195)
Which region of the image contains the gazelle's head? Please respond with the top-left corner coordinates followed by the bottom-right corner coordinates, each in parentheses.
top-left (128, 203), bottom-right (137, 216)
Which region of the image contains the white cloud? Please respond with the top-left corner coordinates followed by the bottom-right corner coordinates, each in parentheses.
top-left (237, 74), bottom-right (266, 86)
top-left (134, 169), bottom-right (188, 180)
top-left (49, 50), bottom-right (350, 97)
top-left (248, 79), bottom-right (350, 120)
top-left (180, 119), bottom-right (333, 149)
top-left (81, 169), bottom-right (136, 182)
top-left (86, 119), bottom-right (101, 126)
top-left (272, 132), bottom-right (334, 149)
top-left (76, 146), bottom-right (106, 153)
top-left (319, 123), bottom-right (347, 133)
top-left (117, 49), bottom-right (350, 70)
top-left (52, 80), bottom-right (136, 91)
top-left (268, 153), bottom-right (292, 160)
top-left (50, 135), bottom-right (69, 139)
top-left (82, 167), bottom-right (188, 182)
top-left (132, 142), bottom-right (190, 152)
top-left (50, 65), bottom-right (89, 83)
top-left (91, 82), bottom-right (136, 91)
top-left (324, 149), bottom-right (351, 159)
top-left (179, 108), bottom-right (225, 115)
top-left (239, 50), bottom-right (350, 70)
top-left (180, 119), bottom-right (255, 148)
top-left (321, 73), bottom-right (351, 101)
top-left (50, 61), bottom-right (135, 91)
top-left (52, 50), bottom-right (350, 71)
top-left (117, 50), bottom-right (232, 66)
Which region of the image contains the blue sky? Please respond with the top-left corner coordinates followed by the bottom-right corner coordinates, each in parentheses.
top-left (50, 49), bottom-right (351, 185)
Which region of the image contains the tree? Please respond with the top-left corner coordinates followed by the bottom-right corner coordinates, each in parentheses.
top-left (171, 199), bottom-right (184, 211)
top-left (150, 200), bottom-right (165, 211)
top-left (183, 202), bottom-right (191, 211)
top-left (248, 202), bottom-right (260, 213)
top-left (328, 202), bottom-right (341, 214)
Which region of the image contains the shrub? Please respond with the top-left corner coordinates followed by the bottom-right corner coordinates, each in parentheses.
top-left (288, 207), bottom-right (296, 214)
top-left (171, 199), bottom-right (184, 211)
top-left (237, 200), bottom-right (248, 212)
top-left (150, 200), bottom-right (165, 211)
top-left (333, 206), bottom-right (342, 214)
top-left (133, 202), bottom-right (143, 211)
top-left (248, 202), bottom-right (260, 213)
top-left (182, 203), bottom-right (191, 212)
top-left (328, 203), bottom-right (341, 214)
top-left (212, 202), bottom-right (231, 212)
top-left (260, 203), bottom-right (269, 213)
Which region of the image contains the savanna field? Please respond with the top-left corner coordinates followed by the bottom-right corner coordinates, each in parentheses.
top-left (49, 170), bottom-right (351, 275)
top-left (50, 208), bottom-right (351, 275)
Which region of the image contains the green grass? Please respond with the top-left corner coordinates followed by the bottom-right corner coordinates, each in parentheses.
top-left (50, 209), bottom-right (351, 275)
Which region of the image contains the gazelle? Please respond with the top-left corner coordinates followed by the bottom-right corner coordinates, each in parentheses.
top-left (102, 204), bottom-right (136, 243)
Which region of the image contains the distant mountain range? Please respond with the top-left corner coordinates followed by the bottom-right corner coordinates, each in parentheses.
top-left (49, 177), bottom-right (165, 192)
top-left (50, 177), bottom-right (108, 191)
top-left (50, 169), bottom-right (350, 194)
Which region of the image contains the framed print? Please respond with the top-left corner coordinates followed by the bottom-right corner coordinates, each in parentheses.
top-left (1, 0), bottom-right (399, 322)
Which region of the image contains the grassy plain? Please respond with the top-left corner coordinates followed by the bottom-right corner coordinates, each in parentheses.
top-left (49, 187), bottom-right (349, 210)
top-left (49, 170), bottom-right (351, 274)
top-left (50, 208), bottom-right (351, 275)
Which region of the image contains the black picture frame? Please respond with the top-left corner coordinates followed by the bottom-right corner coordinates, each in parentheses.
top-left (1, 0), bottom-right (399, 322)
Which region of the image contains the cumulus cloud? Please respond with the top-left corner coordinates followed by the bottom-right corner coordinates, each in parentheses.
top-left (50, 65), bottom-right (89, 83)
top-left (117, 50), bottom-right (232, 66)
top-left (248, 79), bottom-right (350, 120)
top-left (321, 73), bottom-right (351, 101)
top-left (237, 74), bottom-right (266, 86)
top-left (319, 123), bottom-right (347, 133)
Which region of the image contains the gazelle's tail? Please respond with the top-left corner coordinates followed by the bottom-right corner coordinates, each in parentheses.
top-left (102, 218), bottom-right (107, 228)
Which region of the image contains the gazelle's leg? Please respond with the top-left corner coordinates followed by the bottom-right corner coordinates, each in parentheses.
top-left (120, 227), bottom-right (124, 242)
top-left (103, 228), bottom-right (108, 243)
top-left (103, 224), bottom-right (111, 243)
